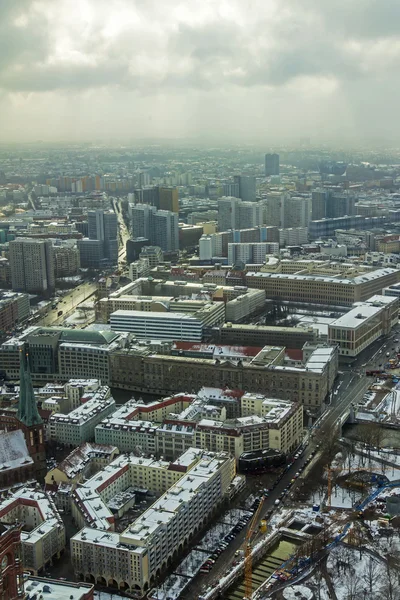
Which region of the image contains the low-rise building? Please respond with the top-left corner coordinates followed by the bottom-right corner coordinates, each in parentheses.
top-left (220, 323), bottom-right (318, 348)
top-left (24, 578), bottom-right (94, 600)
top-left (328, 295), bottom-right (399, 357)
top-left (49, 386), bottom-right (116, 446)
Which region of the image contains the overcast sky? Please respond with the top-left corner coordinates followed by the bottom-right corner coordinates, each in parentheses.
top-left (0, 0), bottom-right (398, 145)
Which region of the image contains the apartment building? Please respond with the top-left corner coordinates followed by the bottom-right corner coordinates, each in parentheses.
top-left (221, 323), bottom-right (318, 349)
top-left (0, 486), bottom-right (65, 575)
top-left (71, 449), bottom-right (235, 594)
top-left (9, 238), bottom-right (55, 297)
top-left (245, 268), bottom-right (400, 307)
top-left (49, 387), bottom-right (116, 445)
top-left (328, 295), bottom-right (399, 357)
top-left (71, 451), bottom-right (200, 530)
top-left (53, 244), bottom-right (80, 277)
top-left (0, 291), bottom-right (29, 333)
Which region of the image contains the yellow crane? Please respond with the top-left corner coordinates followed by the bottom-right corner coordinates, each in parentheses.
top-left (243, 495), bottom-right (266, 600)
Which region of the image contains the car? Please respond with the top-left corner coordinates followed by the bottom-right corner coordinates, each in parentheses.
top-left (274, 499), bottom-right (281, 506)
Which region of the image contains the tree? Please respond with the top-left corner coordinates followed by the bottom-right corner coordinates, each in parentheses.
top-left (379, 559), bottom-right (400, 600)
top-left (343, 569), bottom-right (362, 600)
top-left (362, 556), bottom-right (381, 595)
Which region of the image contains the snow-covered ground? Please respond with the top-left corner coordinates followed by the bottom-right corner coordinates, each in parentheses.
top-left (282, 584), bottom-right (313, 600)
top-left (174, 549), bottom-right (209, 577)
top-left (94, 593), bottom-right (127, 600)
top-left (148, 574), bottom-right (188, 600)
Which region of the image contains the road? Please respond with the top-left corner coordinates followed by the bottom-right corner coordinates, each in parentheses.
top-left (37, 282), bottom-right (97, 327)
top-left (111, 197), bottom-right (130, 267)
top-left (181, 323), bottom-right (400, 599)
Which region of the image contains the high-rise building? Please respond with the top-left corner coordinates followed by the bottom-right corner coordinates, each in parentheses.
top-left (311, 189), bottom-right (327, 220)
top-left (234, 175), bottom-right (256, 202)
top-left (158, 186), bottom-right (179, 213)
top-left (265, 153), bottom-right (280, 176)
top-left (87, 209), bottom-right (118, 264)
top-left (218, 197), bottom-right (262, 231)
top-left (131, 204), bottom-right (178, 252)
top-left (281, 196), bottom-right (311, 229)
top-left (326, 193), bottom-right (356, 219)
top-left (9, 238), bottom-right (55, 297)
top-left (222, 182), bottom-right (239, 198)
top-left (154, 210), bottom-right (179, 252)
top-left (264, 193), bottom-right (285, 227)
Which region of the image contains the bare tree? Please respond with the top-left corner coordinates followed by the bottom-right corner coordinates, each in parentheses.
top-left (343, 570), bottom-right (362, 600)
top-left (379, 559), bottom-right (400, 600)
top-left (362, 556), bottom-right (381, 595)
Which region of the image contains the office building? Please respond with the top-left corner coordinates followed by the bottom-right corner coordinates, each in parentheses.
top-left (234, 175), bottom-right (257, 202)
top-left (110, 307), bottom-right (219, 341)
top-left (265, 153), bottom-right (280, 176)
top-left (328, 295), bottom-right (399, 357)
top-left (246, 267), bottom-right (400, 307)
top-left (0, 327), bottom-right (121, 383)
top-left (158, 186), bottom-right (179, 213)
top-left (71, 449), bottom-right (235, 594)
top-left (9, 238), bottom-right (55, 297)
top-left (264, 192), bottom-right (284, 226)
top-left (131, 204), bottom-right (178, 252)
top-left (326, 193), bottom-right (356, 219)
top-left (110, 343), bottom-right (338, 408)
top-left (49, 386), bottom-right (116, 445)
top-left (87, 209), bottom-right (118, 264)
top-left (139, 245), bottom-right (163, 267)
top-left (221, 323), bottom-right (318, 348)
top-left (129, 257), bottom-right (150, 280)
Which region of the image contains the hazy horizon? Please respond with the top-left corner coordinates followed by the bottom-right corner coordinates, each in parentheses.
top-left (1, 0), bottom-right (399, 145)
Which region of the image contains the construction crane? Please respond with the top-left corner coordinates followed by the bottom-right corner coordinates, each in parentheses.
top-left (325, 463), bottom-right (387, 507)
top-left (243, 495), bottom-right (266, 600)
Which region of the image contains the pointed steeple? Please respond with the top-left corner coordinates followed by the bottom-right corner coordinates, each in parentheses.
top-left (17, 347), bottom-right (43, 427)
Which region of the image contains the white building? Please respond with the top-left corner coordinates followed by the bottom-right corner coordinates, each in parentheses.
top-left (0, 486), bottom-right (65, 575)
top-left (9, 238), bottom-right (55, 297)
top-left (279, 227), bottom-right (309, 247)
top-left (64, 379), bottom-right (100, 410)
top-left (71, 449), bottom-right (235, 594)
top-left (49, 386), bottom-right (116, 445)
top-left (328, 295), bottom-right (399, 357)
top-left (110, 309), bottom-right (206, 341)
top-left (228, 242), bottom-right (278, 265)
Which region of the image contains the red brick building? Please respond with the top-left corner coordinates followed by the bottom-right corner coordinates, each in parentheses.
top-left (0, 523), bottom-right (24, 599)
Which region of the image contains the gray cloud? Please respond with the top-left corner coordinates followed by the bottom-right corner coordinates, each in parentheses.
top-left (0, 0), bottom-right (398, 143)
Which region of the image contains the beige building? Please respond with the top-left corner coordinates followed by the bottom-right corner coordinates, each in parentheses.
top-left (0, 486), bottom-right (65, 575)
top-left (328, 295), bottom-right (399, 357)
top-left (45, 442), bottom-right (119, 488)
top-left (110, 344), bottom-right (338, 408)
top-left (71, 449), bottom-right (235, 594)
top-left (246, 268), bottom-right (400, 307)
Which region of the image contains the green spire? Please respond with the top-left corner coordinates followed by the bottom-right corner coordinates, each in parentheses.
top-left (17, 348), bottom-right (43, 427)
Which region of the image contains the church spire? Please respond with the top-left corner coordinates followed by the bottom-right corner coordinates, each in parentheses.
top-left (17, 347), bottom-right (42, 427)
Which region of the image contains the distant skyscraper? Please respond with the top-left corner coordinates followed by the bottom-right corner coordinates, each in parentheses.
top-left (131, 204), bottom-right (156, 239)
top-left (234, 175), bottom-right (257, 202)
top-left (9, 238), bottom-right (55, 297)
top-left (218, 197), bottom-right (262, 231)
top-left (223, 182), bottom-right (240, 198)
top-left (158, 187), bottom-right (179, 213)
top-left (311, 189), bottom-right (327, 220)
top-left (265, 153), bottom-right (280, 176)
top-left (87, 209), bottom-right (118, 264)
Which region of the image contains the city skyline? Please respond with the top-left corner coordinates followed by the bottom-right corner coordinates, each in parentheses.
top-left (0, 0), bottom-right (399, 144)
